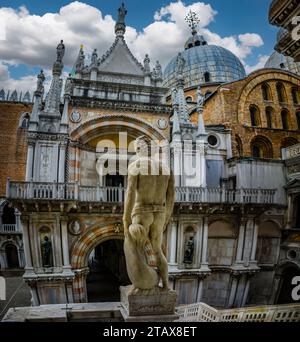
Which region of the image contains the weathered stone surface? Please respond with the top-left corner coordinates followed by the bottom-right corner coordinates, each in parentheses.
top-left (120, 285), bottom-right (177, 317)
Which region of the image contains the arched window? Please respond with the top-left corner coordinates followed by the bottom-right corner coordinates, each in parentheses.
top-left (204, 72), bottom-right (210, 83)
top-left (281, 137), bottom-right (298, 149)
top-left (19, 112), bottom-right (30, 129)
top-left (276, 82), bottom-right (287, 103)
top-left (249, 105), bottom-right (260, 126)
top-left (281, 109), bottom-right (289, 130)
top-left (250, 135), bottom-right (273, 158)
top-left (235, 135), bottom-right (243, 157)
top-left (186, 96), bottom-right (193, 103)
top-left (262, 83), bottom-right (271, 101)
top-left (292, 87), bottom-right (300, 105)
top-left (296, 111), bottom-right (300, 130)
top-left (265, 107), bottom-right (273, 128)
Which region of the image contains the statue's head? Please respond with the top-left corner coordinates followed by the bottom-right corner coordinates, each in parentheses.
top-left (134, 135), bottom-right (151, 157)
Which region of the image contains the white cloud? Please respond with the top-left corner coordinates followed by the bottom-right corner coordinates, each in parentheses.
top-left (245, 55), bottom-right (270, 74)
top-left (0, 1), bottom-right (265, 92)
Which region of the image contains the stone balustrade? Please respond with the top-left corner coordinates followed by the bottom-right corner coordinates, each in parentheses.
top-left (177, 302), bottom-right (300, 322)
top-left (6, 180), bottom-right (277, 204)
top-left (0, 224), bottom-right (20, 233)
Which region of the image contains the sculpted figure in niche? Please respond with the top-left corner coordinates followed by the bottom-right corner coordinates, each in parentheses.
top-left (41, 236), bottom-right (53, 267)
top-left (123, 136), bottom-right (175, 292)
top-left (183, 236), bottom-right (194, 264)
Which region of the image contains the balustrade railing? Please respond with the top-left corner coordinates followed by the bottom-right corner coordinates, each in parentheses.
top-left (177, 302), bottom-right (300, 322)
top-left (0, 224), bottom-right (19, 233)
top-left (6, 181), bottom-right (276, 204)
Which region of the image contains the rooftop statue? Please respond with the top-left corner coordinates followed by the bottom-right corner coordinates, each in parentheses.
top-left (91, 48), bottom-right (98, 68)
top-left (144, 54), bottom-right (151, 73)
top-left (56, 40), bottom-right (65, 63)
top-left (197, 86), bottom-right (204, 109)
top-left (123, 136), bottom-right (175, 292)
top-left (36, 69), bottom-right (45, 93)
top-left (176, 52), bottom-right (186, 76)
top-left (117, 3), bottom-right (127, 24)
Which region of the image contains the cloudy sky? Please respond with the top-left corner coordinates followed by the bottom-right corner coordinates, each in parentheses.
top-left (0, 0), bottom-right (277, 95)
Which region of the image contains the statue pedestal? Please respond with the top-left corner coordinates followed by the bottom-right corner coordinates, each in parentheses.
top-left (120, 285), bottom-right (179, 322)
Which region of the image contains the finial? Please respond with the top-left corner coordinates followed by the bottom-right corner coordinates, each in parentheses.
top-left (115, 3), bottom-right (127, 37)
top-left (185, 10), bottom-right (200, 36)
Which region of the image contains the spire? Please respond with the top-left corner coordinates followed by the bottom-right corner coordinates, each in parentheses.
top-left (44, 41), bottom-right (64, 115)
top-left (171, 88), bottom-right (181, 140)
top-left (29, 70), bottom-right (45, 131)
top-left (72, 45), bottom-right (85, 76)
top-left (184, 10), bottom-right (207, 49)
top-left (115, 3), bottom-right (127, 37)
top-left (196, 86), bottom-right (207, 139)
top-left (175, 53), bottom-right (190, 123)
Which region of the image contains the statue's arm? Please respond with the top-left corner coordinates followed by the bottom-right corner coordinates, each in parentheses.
top-left (123, 172), bottom-right (137, 236)
top-left (165, 172), bottom-right (175, 229)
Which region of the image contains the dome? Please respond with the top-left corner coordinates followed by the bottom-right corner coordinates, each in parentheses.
top-left (264, 51), bottom-right (300, 75)
top-left (163, 39), bottom-right (246, 89)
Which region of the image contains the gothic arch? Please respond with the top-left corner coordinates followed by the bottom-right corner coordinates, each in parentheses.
top-left (70, 114), bottom-right (166, 144)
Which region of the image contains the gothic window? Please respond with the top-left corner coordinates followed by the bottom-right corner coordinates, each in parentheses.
top-left (276, 82), bottom-right (286, 103)
top-left (19, 113), bottom-right (30, 129)
top-left (204, 72), bottom-right (210, 83)
top-left (265, 107), bottom-right (273, 128)
top-left (235, 135), bottom-right (243, 157)
top-left (249, 105), bottom-right (260, 126)
top-left (281, 109), bottom-right (289, 130)
top-left (262, 83), bottom-right (271, 101)
top-left (252, 145), bottom-right (261, 158)
top-left (296, 111), bottom-right (300, 130)
top-left (292, 87), bottom-right (300, 105)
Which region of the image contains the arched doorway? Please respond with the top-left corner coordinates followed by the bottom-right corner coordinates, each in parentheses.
top-left (86, 239), bottom-right (130, 302)
top-left (5, 243), bottom-right (19, 268)
top-left (276, 265), bottom-right (300, 304)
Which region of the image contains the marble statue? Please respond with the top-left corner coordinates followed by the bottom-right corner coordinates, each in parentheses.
top-left (41, 236), bottom-right (52, 267)
top-left (123, 136), bottom-right (175, 292)
top-left (37, 70), bottom-right (45, 93)
top-left (183, 236), bottom-right (194, 264)
top-left (56, 40), bottom-right (65, 63)
top-left (197, 86), bottom-right (204, 109)
top-left (144, 54), bottom-right (150, 73)
top-left (75, 48), bottom-right (85, 73)
top-left (91, 48), bottom-right (98, 67)
top-left (176, 52), bottom-right (185, 76)
top-left (64, 74), bottom-right (74, 95)
top-left (154, 61), bottom-right (162, 79)
top-left (171, 88), bottom-right (178, 106)
top-left (117, 3), bottom-right (127, 24)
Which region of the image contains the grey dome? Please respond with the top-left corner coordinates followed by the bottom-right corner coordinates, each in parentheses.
top-left (163, 42), bottom-right (246, 89)
top-left (264, 51), bottom-right (300, 75)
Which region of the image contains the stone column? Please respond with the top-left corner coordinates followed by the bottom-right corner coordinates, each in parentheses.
top-left (21, 216), bottom-right (33, 270)
top-left (25, 142), bottom-right (34, 181)
top-left (61, 217), bottom-right (71, 271)
top-left (30, 285), bottom-right (39, 306)
top-left (228, 275), bottom-right (239, 307)
top-left (169, 221), bottom-right (178, 265)
top-left (58, 143), bottom-right (66, 183)
top-left (235, 219), bottom-right (246, 264)
top-left (250, 221), bottom-right (259, 262)
top-left (15, 209), bottom-right (21, 232)
top-left (196, 278), bottom-right (204, 302)
top-left (242, 277), bottom-right (251, 307)
top-left (201, 217), bottom-right (209, 268)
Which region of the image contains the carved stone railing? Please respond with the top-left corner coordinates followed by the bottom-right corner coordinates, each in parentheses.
top-left (177, 302), bottom-right (300, 322)
top-left (0, 224), bottom-right (20, 233)
top-left (6, 181), bottom-right (276, 204)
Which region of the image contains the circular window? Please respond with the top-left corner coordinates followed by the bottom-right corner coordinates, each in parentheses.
top-left (208, 135), bottom-right (218, 147)
top-left (287, 249), bottom-right (297, 260)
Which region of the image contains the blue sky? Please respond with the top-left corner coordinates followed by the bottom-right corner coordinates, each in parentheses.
top-left (0, 0), bottom-right (277, 93)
